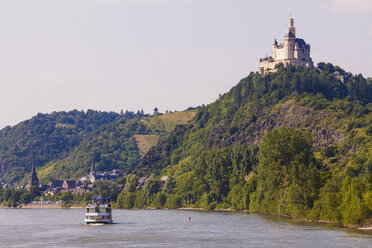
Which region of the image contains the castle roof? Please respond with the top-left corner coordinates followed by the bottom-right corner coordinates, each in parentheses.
top-left (295, 38), bottom-right (308, 48)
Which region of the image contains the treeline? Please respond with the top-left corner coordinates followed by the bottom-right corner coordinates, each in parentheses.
top-left (118, 127), bottom-right (372, 226)
top-left (0, 186), bottom-right (40, 207)
top-left (0, 180), bottom-right (121, 208)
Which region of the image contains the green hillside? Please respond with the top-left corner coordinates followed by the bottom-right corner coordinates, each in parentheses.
top-left (0, 110), bottom-right (122, 183)
top-left (126, 63), bottom-right (372, 226)
top-left (36, 110), bottom-right (196, 182)
top-left (0, 109), bottom-right (196, 184)
top-left (138, 64), bottom-right (372, 175)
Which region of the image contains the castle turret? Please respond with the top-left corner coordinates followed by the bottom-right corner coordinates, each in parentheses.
top-left (273, 39), bottom-right (278, 60)
top-left (287, 18), bottom-right (296, 36)
top-left (27, 163), bottom-right (39, 191)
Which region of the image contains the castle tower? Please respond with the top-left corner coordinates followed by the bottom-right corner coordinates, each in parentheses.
top-left (287, 18), bottom-right (296, 36)
top-left (284, 18), bottom-right (296, 60)
top-left (27, 163), bottom-right (39, 191)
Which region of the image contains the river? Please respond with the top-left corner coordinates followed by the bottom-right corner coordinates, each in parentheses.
top-left (0, 208), bottom-right (371, 247)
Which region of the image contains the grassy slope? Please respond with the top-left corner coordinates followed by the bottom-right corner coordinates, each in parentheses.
top-left (134, 111), bottom-right (197, 156)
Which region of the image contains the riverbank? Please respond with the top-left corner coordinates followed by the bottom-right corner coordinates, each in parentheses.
top-left (16, 204), bottom-right (84, 209)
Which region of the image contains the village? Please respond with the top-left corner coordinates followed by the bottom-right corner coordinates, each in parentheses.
top-left (1, 160), bottom-right (169, 207)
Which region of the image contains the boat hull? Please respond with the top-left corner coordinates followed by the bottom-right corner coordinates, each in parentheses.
top-left (84, 218), bottom-right (113, 224)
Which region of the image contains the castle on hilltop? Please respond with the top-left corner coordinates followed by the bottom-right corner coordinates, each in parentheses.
top-left (259, 18), bottom-right (313, 74)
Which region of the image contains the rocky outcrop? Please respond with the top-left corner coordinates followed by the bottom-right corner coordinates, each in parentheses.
top-left (208, 100), bottom-right (345, 149)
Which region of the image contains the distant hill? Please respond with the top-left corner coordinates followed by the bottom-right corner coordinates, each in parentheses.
top-left (0, 109), bottom-right (196, 184)
top-left (0, 110), bottom-right (122, 183)
top-left (36, 111), bottom-right (196, 183)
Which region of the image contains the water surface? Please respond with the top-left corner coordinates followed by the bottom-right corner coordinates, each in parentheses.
top-left (0, 208), bottom-right (371, 247)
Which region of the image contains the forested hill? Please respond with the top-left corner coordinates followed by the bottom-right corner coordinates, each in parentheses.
top-left (36, 110), bottom-right (196, 183)
top-left (138, 63), bottom-right (372, 175)
top-left (0, 109), bottom-right (196, 183)
top-left (128, 63), bottom-right (372, 226)
top-left (0, 110), bottom-right (122, 182)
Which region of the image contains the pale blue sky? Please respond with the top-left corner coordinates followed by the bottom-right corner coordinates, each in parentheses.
top-left (0, 0), bottom-right (371, 128)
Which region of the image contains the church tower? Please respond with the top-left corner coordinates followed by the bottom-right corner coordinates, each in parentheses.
top-left (89, 158), bottom-right (96, 183)
top-left (27, 163), bottom-right (39, 191)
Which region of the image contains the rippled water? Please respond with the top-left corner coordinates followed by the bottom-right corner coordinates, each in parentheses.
top-left (0, 208), bottom-right (371, 247)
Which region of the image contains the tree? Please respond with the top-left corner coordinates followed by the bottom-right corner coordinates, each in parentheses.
top-left (195, 148), bottom-right (233, 203)
top-left (143, 174), bottom-right (159, 199)
top-left (123, 174), bottom-right (139, 193)
top-left (20, 192), bottom-right (33, 204)
top-left (60, 191), bottom-right (73, 204)
top-left (152, 192), bottom-right (167, 208)
top-left (250, 127), bottom-right (320, 217)
top-left (117, 192), bottom-right (135, 209)
top-left (163, 176), bottom-right (176, 194)
top-left (93, 180), bottom-right (119, 201)
top-left (165, 195), bottom-right (182, 209)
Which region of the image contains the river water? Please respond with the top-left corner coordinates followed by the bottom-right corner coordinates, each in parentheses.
top-left (0, 208), bottom-right (371, 247)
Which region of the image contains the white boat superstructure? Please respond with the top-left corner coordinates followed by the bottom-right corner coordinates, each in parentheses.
top-left (84, 197), bottom-right (113, 224)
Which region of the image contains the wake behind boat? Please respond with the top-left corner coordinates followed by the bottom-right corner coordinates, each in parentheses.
top-left (84, 197), bottom-right (113, 224)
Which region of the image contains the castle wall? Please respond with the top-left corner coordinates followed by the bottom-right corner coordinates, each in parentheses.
top-left (275, 47), bottom-right (285, 60)
top-left (297, 47), bottom-right (311, 62)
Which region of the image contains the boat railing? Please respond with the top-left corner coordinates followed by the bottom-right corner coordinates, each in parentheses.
top-left (87, 204), bottom-right (110, 208)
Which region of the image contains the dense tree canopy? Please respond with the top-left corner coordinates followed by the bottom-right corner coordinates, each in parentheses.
top-left (250, 128), bottom-right (321, 217)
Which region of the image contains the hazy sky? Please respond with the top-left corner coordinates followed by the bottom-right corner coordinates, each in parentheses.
top-left (0, 0), bottom-right (371, 128)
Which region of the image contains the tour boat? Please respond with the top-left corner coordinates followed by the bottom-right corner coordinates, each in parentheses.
top-left (84, 197), bottom-right (113, 224)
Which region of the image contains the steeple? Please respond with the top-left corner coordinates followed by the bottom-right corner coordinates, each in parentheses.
top-left (89, 158), bottom-right (96, 183)
top-left (31, 163), bottom-right (35, 174)
top-left (27, 163), bottom-right (39, 191)
top-left (90, 158), bottom-right (95, 176)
